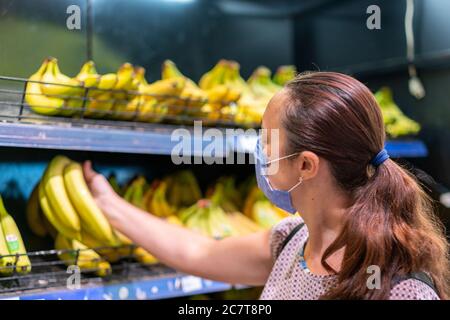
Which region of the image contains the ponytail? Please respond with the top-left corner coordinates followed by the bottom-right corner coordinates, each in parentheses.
top-left (321, 159), bottom-right (449, 299)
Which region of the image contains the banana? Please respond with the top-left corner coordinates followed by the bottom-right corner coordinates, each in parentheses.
top-left (199, 60), bottom-right (228, 90)
top-left (228, 211), bottom-right (262, 233)
top-left (97, 73), bottom-right (118, 90)
top-left (123, 181), bottom-right (136, 203)
top-left (55, 233), bottom-right (111, 277)
top-left (143, 185), bottom-right (155, 212)
top-left (165, 215), bottom-right (183, 226)
top-left (251, 200), bottom-right (283, 229)
top-left (161, 60), bottom-right (207, 113)
top-left (150, 181), bottom-right (176, 217)
top-left (247, 66), bottom-right (281, 97)
top-left (25, 58), bottom-right (65, 115)
top-left (185, 208), bottom-right (208, 236)
top-left (40, 58), bottom-right (82, 97)
top-left (80, 230), bottom-right (122, 263)
top-left (26, 183), bottom-right (48, 237)
top-left (76, 61), bottom-right (99, 86)
top-left (63, 162), bottom-right (116, 246)
top-left (113, 230), bottom-right (158, 264)
top-left (0, 195), bottom-right (32, 274)
top-left (130, 176), bottom-right (148, 210)
top-left (374, 87), bottom-right (421, 138)
top-left (134, 246), bottom-right (159, 265)
top-left (140, 78), bottom-right (186, 101)
top-left (42, 156), bottom-right (81, 238)
top-left (273, 65), bottom-right (297, 86)
top-left (114, 63), bottom-right (134, 90)
top-left (108, 174), bottom-right (122, 195)
top-left (116, 66), bottom-right (147, 120)
top-left (0, 219), bottom-right (15, 275)
top-left (84, 72), bottom-right (118, 118)
top-left (38, 180), bottom-right (81, 240)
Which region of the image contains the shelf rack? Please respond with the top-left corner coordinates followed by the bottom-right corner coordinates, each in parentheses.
top-left (0, 268), bottom-right (232, 300)
top-left (0, 246), bottom-right (235, 300)
top-left (0, 121), bottom-right (428, 158)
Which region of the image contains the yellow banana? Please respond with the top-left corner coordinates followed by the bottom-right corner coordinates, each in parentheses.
top-left (0, 196), bottom-right (16, 275)
top-left (0, 195), bottom-right (32, 274)
top-left (165, 215), bottom-right (183, 226)
top-left (140, 78), bottom-right (185, 101)
top-left (114, 63), bottom-right (134, 90)
top-left (26, 183), bottom-right (48, 237)
top-left (228, 212), bottom-right (262, 233)
top-left (80, 230), bottom-right (122, 263)
top-left (38, 180), bottom-right (81, 240)
top-left (0, 219), bottom-right (15, 275)
top-left (97, 73), bottom-right (118, 90)
top-left (273, 65), bottom-right (297, 86)
top-left (116, 66), bottom-right (147, 120)
top-left (55, 233), bottom-right (111, 277)
top-left (40, 58), bottom-right (82, 97)
top-left (199, 60), bottom-right (228, 90)
top-left (63, 162), bottom-right (116, 246)
top-left (42, 156), bottom-right (81, 238)
top-left (25, 58), bottom-right (65, 115)
top-left (134, 247), bottom-right (159, 265)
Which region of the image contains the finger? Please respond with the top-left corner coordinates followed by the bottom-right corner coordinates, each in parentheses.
top-left (83, 160), bottom-right (97, 182)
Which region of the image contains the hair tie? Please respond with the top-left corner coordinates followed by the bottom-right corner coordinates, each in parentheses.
top-left (370, 149), bottom-right (390, 167)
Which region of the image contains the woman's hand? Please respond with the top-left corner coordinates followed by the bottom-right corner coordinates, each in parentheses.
top-left (83, 160), bottom-right (118, 206)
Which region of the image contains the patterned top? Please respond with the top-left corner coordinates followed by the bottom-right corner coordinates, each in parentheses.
top-left (260, 216), bottom-right (440, 300)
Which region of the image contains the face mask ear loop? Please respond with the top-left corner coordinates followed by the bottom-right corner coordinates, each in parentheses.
top-left (288, 176), bottom-right (303, 193)
top-left (265, 152), bottom-right (300, 166)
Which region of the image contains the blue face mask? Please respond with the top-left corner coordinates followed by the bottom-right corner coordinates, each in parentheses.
top-left (254, 138), bottom-right (302, 214)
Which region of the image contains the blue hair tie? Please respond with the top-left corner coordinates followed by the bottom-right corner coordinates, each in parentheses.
top-left (371, 149), bottom-right (390, 167)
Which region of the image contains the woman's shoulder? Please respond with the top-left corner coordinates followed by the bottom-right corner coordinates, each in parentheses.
top-left (389, 278), bottom-right (440, 300)
top-left (269, 215), bottom-right (307, 261)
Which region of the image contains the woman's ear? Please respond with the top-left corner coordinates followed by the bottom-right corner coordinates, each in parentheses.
top-left (297, 151), bottom-right (320, 180)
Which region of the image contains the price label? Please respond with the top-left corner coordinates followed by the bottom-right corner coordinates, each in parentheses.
top-left (181, 276), bottom-right (203, 293)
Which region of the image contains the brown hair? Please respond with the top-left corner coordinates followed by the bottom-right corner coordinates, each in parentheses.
top-left (283, 71), bottom-right (449, 299)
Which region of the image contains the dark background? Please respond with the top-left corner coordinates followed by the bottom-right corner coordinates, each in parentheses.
top-left (0, 0), bottom-right (449, 197)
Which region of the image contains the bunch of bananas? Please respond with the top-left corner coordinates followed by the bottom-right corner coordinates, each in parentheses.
top-left (25, 57), bottom-right (300, 127)
top-left (120, 171), bottom-right (202, 218)
top-left (25, 57), bottom-right (83, 116)
top-left (374, 87), bottom-right (421, 138)
top-left (242, 184), bottom-right (290, 229)
top-left (0, 195), bottom-right (31, 275)
top-left (273, 65), bottom-right (297, 86)
top-left (162, 60), bottom-right (207, 117)
top-left (205, 179), bottom-right (262, 235)
top-left (27, 156), bottom-right (160, 276)
top-left (178, 200), bottom-right (237, 239)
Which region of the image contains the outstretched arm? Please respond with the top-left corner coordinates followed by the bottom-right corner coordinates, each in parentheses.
top-left (84, 161), bottom-right (273, 285)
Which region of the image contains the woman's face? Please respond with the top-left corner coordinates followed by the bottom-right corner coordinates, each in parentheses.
top-left (261, 89), bottom-right (302, 192)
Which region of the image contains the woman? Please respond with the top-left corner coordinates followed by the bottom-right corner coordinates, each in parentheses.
top-left (83, 72), bottom-right (449, 300)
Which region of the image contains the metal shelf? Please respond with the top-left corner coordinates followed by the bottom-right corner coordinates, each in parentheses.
top-left (0, 121), bottom-right (229, 157)
top-left (0, 121), bottom-right (428, 158)
top-left (0, 270), bottom-right (232, 300)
